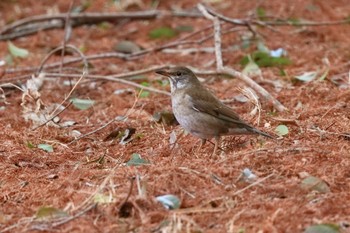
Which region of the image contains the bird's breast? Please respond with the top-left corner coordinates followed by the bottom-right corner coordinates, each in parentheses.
top-left (171, 92), bottom-right (225, 139)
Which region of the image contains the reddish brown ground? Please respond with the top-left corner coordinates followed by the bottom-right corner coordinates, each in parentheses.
top-left (1, 0), bottom-right (350, 233)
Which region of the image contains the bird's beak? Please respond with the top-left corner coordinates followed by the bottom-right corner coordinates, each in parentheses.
top-left (156, 69), bottom-right (174, 82)
top-left (155, 69), bottom-right (170, 77)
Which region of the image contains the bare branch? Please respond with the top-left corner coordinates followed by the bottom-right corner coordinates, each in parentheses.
top-left (197, 4), bottom-right (223, 70)
top-left (221, 67), bottom-right (287, 112)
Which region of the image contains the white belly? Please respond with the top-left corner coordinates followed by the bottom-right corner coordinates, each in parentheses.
top-left (172, 93), bottom-right (220, 139)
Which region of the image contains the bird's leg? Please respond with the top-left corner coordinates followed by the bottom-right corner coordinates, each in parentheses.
top-left (170, 129), bottom-right (185, 151)
top-left (196, 138), bottom-right (206, 153)
top-left (211, 136), bottom-right (220, 157)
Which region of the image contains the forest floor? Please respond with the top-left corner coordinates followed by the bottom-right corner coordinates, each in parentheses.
top-left (0, 0), bottom-right (350, 232)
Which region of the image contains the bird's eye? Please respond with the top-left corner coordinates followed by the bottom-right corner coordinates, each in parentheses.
top-left (176, 71), bottom-right (181, 76)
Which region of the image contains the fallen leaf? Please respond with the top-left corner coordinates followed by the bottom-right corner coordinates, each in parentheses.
top-left (304, 223), bottom-right (340, 233)
top-left (94, 193), bottom-right (114, 204)
top-left (275, 125), bottom-right (289, 136)
top-left (300, 176), bottom-right (330, 193)
top-left (38, 144), bottom-right (53, 153)
top-left (8, 41), bottom-right (29, 58)
top-left (70, 98), bottom-right (95, 110)
top-left (114, 40), bottom-right (141, 54)
top-left (126, 153), bottom-right (150, 166)
top-left (35, 206), bottom-right (68, 220)
top-left (156, 194), bottom-right (181, 210)
top-left (294, 71), bottom-right (318, 82)
top-left (242, 55), bottom-right (261, 77)
top-left (149, 27), bottom-right (177, 39)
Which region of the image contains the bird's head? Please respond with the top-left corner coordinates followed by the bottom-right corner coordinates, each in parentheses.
top-left (156, 66), bottom-right (200, 92)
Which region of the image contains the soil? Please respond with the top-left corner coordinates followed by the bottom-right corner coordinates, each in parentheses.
top-left (0, 0), bottom-right (350, 233)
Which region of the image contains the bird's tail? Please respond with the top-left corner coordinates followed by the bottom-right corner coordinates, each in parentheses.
top-left (250, 127), bottom-right (274, 139)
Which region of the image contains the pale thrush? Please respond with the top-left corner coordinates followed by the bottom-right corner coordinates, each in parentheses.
top-left (156, 66), bottom-right (272, 155)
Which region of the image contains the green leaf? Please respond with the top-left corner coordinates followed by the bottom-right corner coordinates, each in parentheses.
top-left (4, 54), bottom-right (13, 65)
top-left (126, 153), bottom-right (150, 166)
top-left (318, 69), bottom-right (329, 81)
top-left (35, 206), bottom-right (69, 220)
top-left (279, 68), bottom-right (287, 76)
top-left (156, 194), bottom-right (181, 210)
top-left (140, 81), bottom-right (150, 87)
top-left (38, 144), bottom-right (53, 153)
top-left (93, 193), bottom-right (114, 204)
top-left (8, 41), bottom-right (29, 58)
top-left (294, 71), bottom-right (318, 82)
top-left (242, 55), bottom-right (261, 76)
top-left (149, 27), bottom-right (177, 39)
top-left (241, 51), bottom-right (291, 67)
top-left (98, 22), bottom-right (111, 30)
top-left (27, 141), bottom-right (35, 149)
top-left (275, 125), bottom-right (289, 136)
top-left (138, 82), bottom-right (150, 98)
top-left (304, 224), bottom-right (340, 233)
top-left (256, 7), bottom-right (266, 20)
top-left (139, 90), bottom-right (150, 98)
top-left (287, 18), bottom-right (302, 26)
top-left (70, 98), bottom-right (95, 110)
top-left (300, 176), bottom-right (330, 193)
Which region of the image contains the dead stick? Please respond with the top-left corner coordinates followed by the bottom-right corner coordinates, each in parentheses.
top-left (221, 67), bottom-right (287, 112)
top-left (60, 1), bottom-right (75, 73)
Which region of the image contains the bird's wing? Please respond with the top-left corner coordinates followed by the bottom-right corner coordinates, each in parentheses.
top-left (189, 89), bottom-right (249, 127)
top-left (190, 93), bottom-right (273, 138)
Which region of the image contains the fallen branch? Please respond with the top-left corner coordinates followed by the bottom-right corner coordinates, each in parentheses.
top-left (4, 52), bottom-right (128, 75)
top-left (221, 67), bottom-right (287, 112)
top-left (0, 10), bottom-right (203, 40)
top-left (43, 64), bottom-right (171, 96)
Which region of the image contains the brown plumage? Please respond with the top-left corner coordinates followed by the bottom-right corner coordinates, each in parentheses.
top-left (156, 66), bottom-right (272, 155)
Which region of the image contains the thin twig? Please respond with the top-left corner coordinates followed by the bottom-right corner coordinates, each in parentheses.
top-left (4, 53), bottom-right (126, 75)
top-left (32, 101), bottom-right (73, 130)
top-left (44, 71), bottom-right (171, 96)
top-left (231, 173), bottom-right (274, 196)
top-left (201, 173), bottom-right (274, 207)
top-left (41, 45), bottom-right (89, 119)
top-left (50, 203), bottom-right (96, 228)
top-left (37, 44), bottom-right (88, 74)
top-left (59, 1), bottom-right (74, 73)
top-left (67, 118), bottom-right (116, 145)
top-left (197, 4), bottom-right (223, 70)
top-left (118, 177), bottom-right (135, 209)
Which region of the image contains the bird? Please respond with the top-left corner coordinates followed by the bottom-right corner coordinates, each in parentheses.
top-left (155, 66), bottom-right (273, 156)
